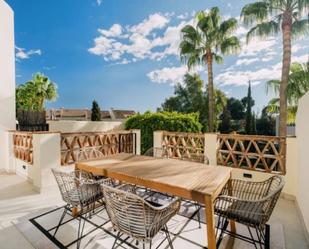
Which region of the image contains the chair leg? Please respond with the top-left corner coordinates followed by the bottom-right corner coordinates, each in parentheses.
top-left (53, 206), bottom-right (67, 237)
top-left (216, 217), bottom-right (229, 248)
top-left (195, 202), bottom-right (201, 228)
top-left (164, 225), bottom-right (174, 249)
top-left (76, 217), bottom-right (86, 249)
top-left (264, 224), bottom-right (270, 249)
top-left (247, 226), bottom-right (258, 249)
top-left (112, 232), bottom-right (121, 249)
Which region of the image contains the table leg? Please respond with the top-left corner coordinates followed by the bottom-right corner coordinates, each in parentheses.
top-left (205, 196), bottom-right (216, 249)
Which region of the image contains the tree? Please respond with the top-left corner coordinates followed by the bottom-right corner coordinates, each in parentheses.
top-left (266, 61), bottom-right (309, 123)
top-left (256, 107), bottom-right (276, 135)
top-left (241, 0), bottom-right (309, 136)
top-left (160, 73), bottom-right (227, 131)
top-left (180, 7), bottom-right (240, 132)
top-left (226, 97), bottom-right (245, 120)
top-left (219, 108), bottom-right (232, 134)
top-left (91, 100), bottom-right (101, 121)
top-left (245, 81), bottom-right (255, 134)
top-left (16, 73), bottom-right (58, 111)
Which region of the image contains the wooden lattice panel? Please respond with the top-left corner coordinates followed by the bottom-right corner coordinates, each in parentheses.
top-left (61, 132), bottom-right (134, 165)
top-left (217, 134), bottom-right (286, 175)
top-left (13, 133), bottom-right (33, 164)
top-left (162, 131), bottom-right (205, 162)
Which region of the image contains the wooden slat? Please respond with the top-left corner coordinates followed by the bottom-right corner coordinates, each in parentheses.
top-left (60, 132), bottom-right (135, 165)
top-left (217, 134), bottom-right (286, 175)
top-left (12, 132), bottom-right (33, 165)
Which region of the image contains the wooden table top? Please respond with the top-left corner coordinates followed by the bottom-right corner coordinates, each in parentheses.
top-left (76, 153), bottom-right (232, 203)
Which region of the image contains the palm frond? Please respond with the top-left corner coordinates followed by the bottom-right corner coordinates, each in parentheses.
top-left (266, 98), bottom-right (280, 114)
top-left (213, 53), bottom-right (224, 64)
top-left (246, 20), bottom-right (280, 43)
top-left (241, 2), bottom-right (270, 26)
top-left (266, 79), bottom-right (281, 95)
top-left (220, 36), bottom-right (241, 55)
top-left (219, 18), bottom-right (238, 37)
top-left (210, 7), bottom-right (220, 28)
top-left (292, 18), bottom-right (309, 38)
top-left (181, 25), bottom-right (200, 44)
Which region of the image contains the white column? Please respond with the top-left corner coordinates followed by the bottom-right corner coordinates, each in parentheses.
top-left (283, 137), bottom-right (299, 197)
top-left (204, 133), bottom-right (218, 165)
top-left (153, 131), bottom-right (164, 149)
top-left (0, 2), bottom-right (16, 172)
top-left (131, 129), bottom-right (141, 155)
top-left (31, 133), bottom-right (61, 192)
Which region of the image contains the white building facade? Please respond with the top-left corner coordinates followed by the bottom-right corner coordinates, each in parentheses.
top-left (0, 1), bottom-right (16, 171)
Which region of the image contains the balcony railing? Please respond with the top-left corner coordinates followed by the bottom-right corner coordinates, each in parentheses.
top-left (60, 131), bottom-right (135, 165)
top-left (161, 131), bottom-right (205, 162)
top-left (217, 134), bottom-right (286, 174)
top-left (13, 132), bottom-right (33, 165)
top-left (159, 131), bottom-right (286, 175)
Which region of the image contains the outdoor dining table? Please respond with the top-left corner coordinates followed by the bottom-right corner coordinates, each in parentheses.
top-left (76, 153), bottom-right (233, 249)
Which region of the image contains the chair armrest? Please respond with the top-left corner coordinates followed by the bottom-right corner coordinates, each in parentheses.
top-left (146, 197), bottom-right (181, 211)
top-left (215, 195), bottom-right (266, 216)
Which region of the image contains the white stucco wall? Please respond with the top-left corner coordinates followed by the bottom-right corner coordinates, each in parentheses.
top-left (48, 120), bottom-right (124, 133)
top-left (0, 1), bottom-right (16, 171)
top-left (296, 92), bottom-right (309, 233)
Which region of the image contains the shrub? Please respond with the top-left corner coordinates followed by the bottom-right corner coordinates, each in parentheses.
top-left (125, 111), bottom-right (202, 154)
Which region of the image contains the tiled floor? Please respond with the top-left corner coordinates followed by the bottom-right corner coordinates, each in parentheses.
top-left (0, 173), bottom-right (308, 249)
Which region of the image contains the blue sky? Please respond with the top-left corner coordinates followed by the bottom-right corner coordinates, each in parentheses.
top-left (6, 0), bottom-right (309, 113)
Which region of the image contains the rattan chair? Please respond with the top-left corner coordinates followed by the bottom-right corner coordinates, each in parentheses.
top-left (101, 180), bottom-right (181, 249)
top-left (143, 147), bottom-right (168, 158)
top-left (52, 168), bottom-right (106, 249)
top-left (215, 175), bottom-right (284, 249)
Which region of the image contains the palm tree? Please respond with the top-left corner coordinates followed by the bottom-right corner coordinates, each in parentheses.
top-left (266, 61), bottom-right (309, 123)
top-left (241, 0), bottom-right (309, 136)
top-left (32, 73), bottom-right (58, 110)
top-left (180, 7), bottom-right (240, 132)
top-left (16, 73), bottom-right (58, 111)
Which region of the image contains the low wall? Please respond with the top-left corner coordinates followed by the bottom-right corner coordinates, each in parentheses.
top-left (48, 120), bottom-right (123, 133)
top-left (10, 129), bottom-right (141, 192)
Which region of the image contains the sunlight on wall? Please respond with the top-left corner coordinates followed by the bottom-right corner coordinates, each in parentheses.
top-left (0, 1), bottom-right (16, 171)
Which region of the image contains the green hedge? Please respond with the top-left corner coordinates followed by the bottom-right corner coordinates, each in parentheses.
top-left (125, 112), bottom-right (202, 154)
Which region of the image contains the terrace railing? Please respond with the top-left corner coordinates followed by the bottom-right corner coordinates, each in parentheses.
top-left (13, 132), bottom-right (33, 165)
top-left (60, 131), bottom-right (136, 165)
top-left (156, 131), bottom-right (287, 175)
top-left (161, 131), bottom-right (206, 163)
top-left (217, 134), bottom-right (286, 174)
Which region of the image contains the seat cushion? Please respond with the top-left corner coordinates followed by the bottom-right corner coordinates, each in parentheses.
top-left (67, 184), bottom-right (103, 206)
top-left (215, 200), bottom-right (265, 225)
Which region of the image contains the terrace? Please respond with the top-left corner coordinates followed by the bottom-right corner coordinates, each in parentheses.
top-left (0, 127), bottom-right (308, 249)
top-left (1, 1), bottom-right (309, 249)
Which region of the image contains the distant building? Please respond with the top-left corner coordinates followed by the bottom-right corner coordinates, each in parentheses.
top-left (46, 108), bottom-right (135, 121)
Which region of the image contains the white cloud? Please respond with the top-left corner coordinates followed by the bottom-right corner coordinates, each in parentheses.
top-left (129, 13), bottom-right (170, 36)
top-left (215, 62), bottom-right (282, 87)
top-left (15, 46), bottom-right (42, 60)
top-left (147, 65), bottom-right (202, 85)
top-left (177, 13), bottom-right (189, 20)
top-left (236, 58), bottom-right (259, 66)
top-left (88, 12), bottom-right (193, 63)
top-left (239, 38), bottom-right (277, 58)
top-left (98, 24), bottom-right (123, 37)
top-left (96, 0), bottom-right (102, 6)
top-left (292, 54), bottom-right (309, 63)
